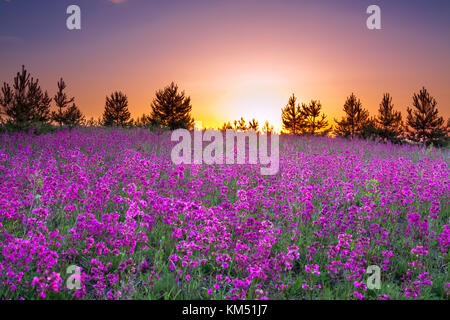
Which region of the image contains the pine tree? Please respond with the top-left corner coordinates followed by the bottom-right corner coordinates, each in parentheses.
top-left (220, 121), bottom-right (233, 131)
top-left (248, 118), bottom-right (259, 132)
top-left (405, 87), bottom-right (448, 146)
top-left (375, 93), bottom-right (402, 142)
top-left (63, 103), bottom-right (84, 128)
top-left (281, 94), bottom-right (303, 135)
top-left (52, 78), bottom-right (74, 127)
top-left (301, 100), bottom-right (329, 134)
top-left (85, 117), bottom-right (101, 127)
top-left (102, 91), bottom-right (131, 126)
top-left (360, 116), bottom-right (379, 140)
top-left (233, 120), bottom-right (238, 130)
top-left (150, 82), bottom-right (194, 130)
top-left (135, 113), bottom-right (151, 127)
top-left (0, 65), bottom-right (51, 127)
top-left (334, 93), bottom-right (369, 138)
top-left (236, 117), bottom-right (247, 131)
top-left (262, 120), bottom-right (274, 134)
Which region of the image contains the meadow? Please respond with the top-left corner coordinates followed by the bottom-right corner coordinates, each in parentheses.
top-left (0, 128), bottom-right (448, 300)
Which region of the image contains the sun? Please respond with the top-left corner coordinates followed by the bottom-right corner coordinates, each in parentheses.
top-left (220, 94), bottom-right (284, 132)
top-left (214, 81), bottom-right (288, 132)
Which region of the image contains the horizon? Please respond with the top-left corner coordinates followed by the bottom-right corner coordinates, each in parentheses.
top-left (1, 0), bottom-right (449, 131)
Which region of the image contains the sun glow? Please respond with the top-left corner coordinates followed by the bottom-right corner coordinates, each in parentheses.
top-left (210, 74), bottom-right (292, 132)
top-left (221, 94), bottom-right (283, 131)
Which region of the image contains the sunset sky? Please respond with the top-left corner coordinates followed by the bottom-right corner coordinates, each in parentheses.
top-left (1, 0), bottom-right (449, 131)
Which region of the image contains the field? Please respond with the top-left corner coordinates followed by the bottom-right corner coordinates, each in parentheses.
top-left (0, 128), bottom-right (448, 300)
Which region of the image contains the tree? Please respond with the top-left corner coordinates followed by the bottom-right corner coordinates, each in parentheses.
top-left (281, 94), bottom-right (303, 135)
top-left (85, 117), bottom-right (101, 127)
top-left (63, 104), bottom-right (84, 128)
top-left (375, 93), bottom-right (402, 142)
top-left (235, 117), bottom-right (247, 131)
top-left (261, 120), bottom-right (274, 134)
top-left (102, 91), bottom-right (131, 126)
top-left (50, 78), bottom-right (84, 128)
top-left (220, 121), bottom-right (233, 131)
top-left (135, 113), bottom-right (151, 127)
top-left (301, 100), bottom-right (329, 134)
top-left (52, 78), bottom-right (74, 127)
top-left (334, 93), bottom-right (369, 138)
top-left (248, 118), bottom-right (259, 132)
top-left (405, 87), bottom-right (448, 146)
top-left (360, 116), bottom-right (379, 141)
top-left (0, 65), bottom-right (52, 127)
top-left (150, 82), bottom-right (194, 130)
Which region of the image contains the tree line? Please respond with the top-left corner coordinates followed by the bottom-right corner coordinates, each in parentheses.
top-left (220, 89), bottom-right (448, 146)
top-left (1, 65), bottom-right (448, 146)
top-left (219, 118), bottom-right (274, 134)
top-left (0, 66), bottom-right (84, 130)
top-left (0, 66), bottom-right (194, 132)
top-left (280, 90), bottom-right (449, 146)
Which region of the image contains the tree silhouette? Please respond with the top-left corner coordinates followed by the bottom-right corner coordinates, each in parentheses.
top-left (248, 118), bottom-right (259, 132)
top-left (85, 117), bottom-right (101, 127)
top-left (150, 82), bottom-right (194, 130)
top-left (0, 65), bottom-right (51, 127)
top-left (102, 91), bottom-right (131, 126)
top-left (405, 87), bottom-right (448, 146)
top-left (220, 121), bottom-right (233, 131)
top-left (63, 104), bottom-right (84, 128)
top-left (360, 116), bottom-right (379, 141)
top-left (235, 117), bottom-right (247, 131)
top-left (281, 94), bottom-right (303, 135)
top-left (334, 93), bottom-right (369, 138)
top-left (262, 120), bottom-right (274, 134)
top-left (376, 93), bottom-right (402, 142)
top-left (301, 100), bottom-right (329, 134)
top-left (52, 78), bottom-right (74, 127)
top-left (134, 113), bottom-right (152, 127)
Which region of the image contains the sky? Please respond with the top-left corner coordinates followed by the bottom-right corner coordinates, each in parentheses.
top-left (0, 0), bottom-right (449, 131)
